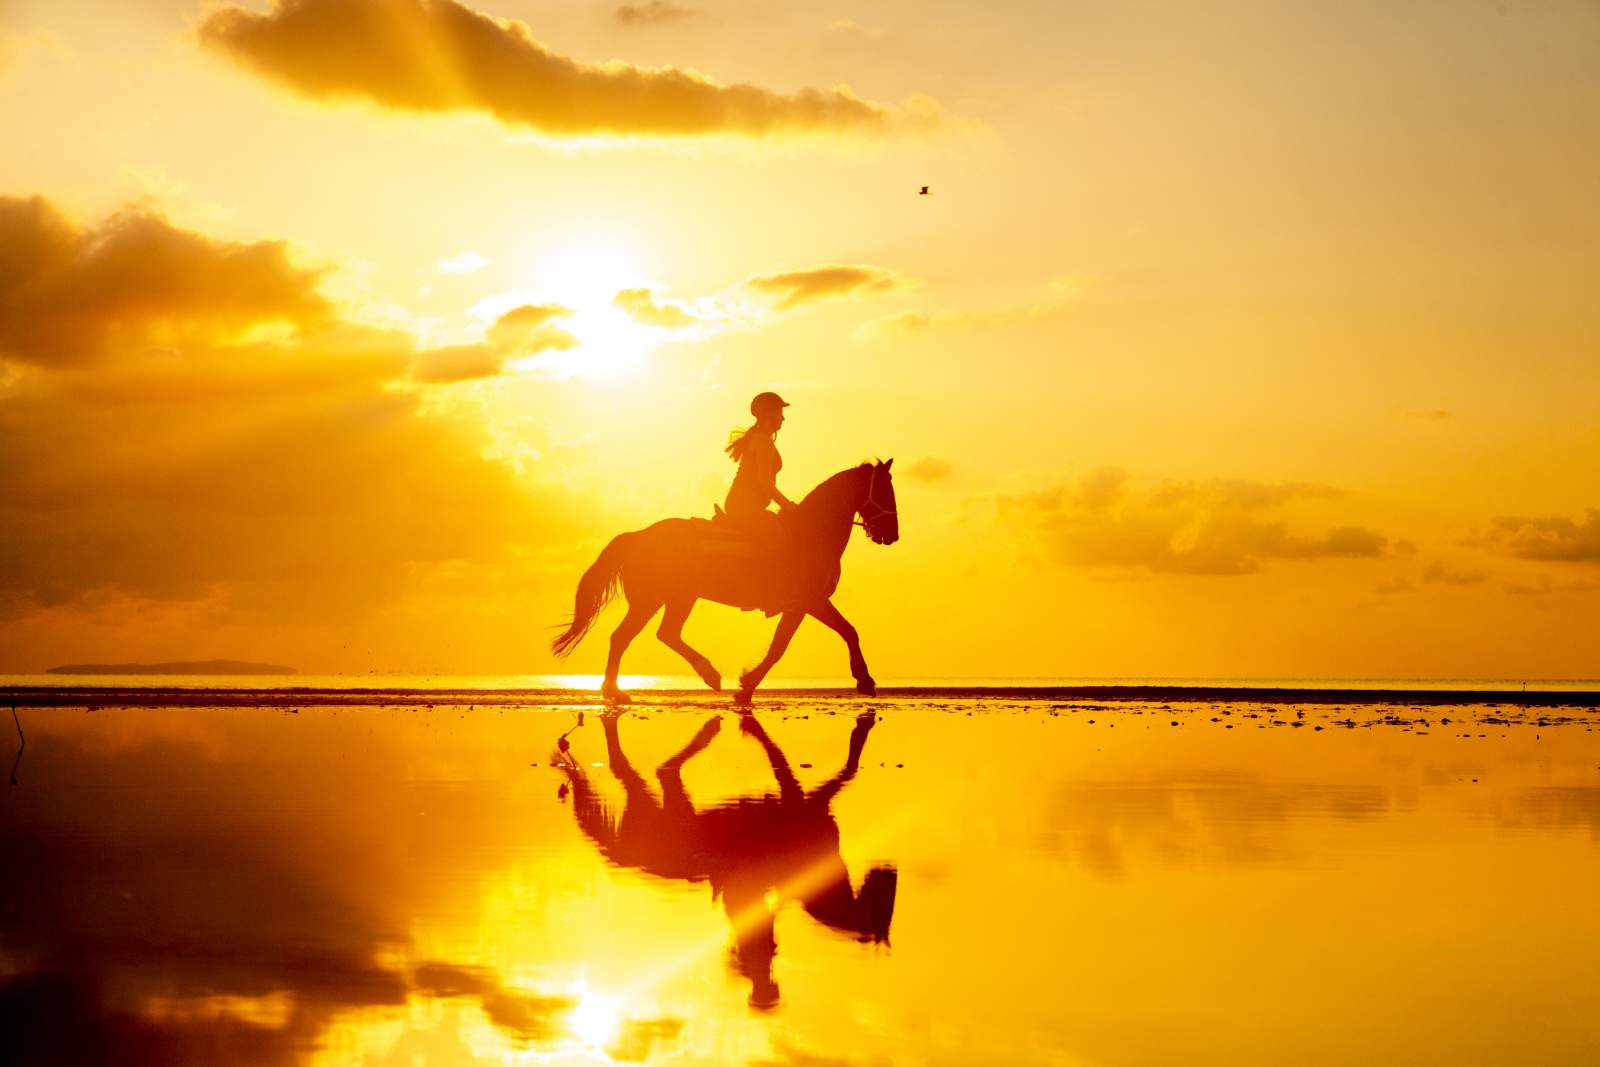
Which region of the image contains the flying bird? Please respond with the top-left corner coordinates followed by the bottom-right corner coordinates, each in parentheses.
top-left (919, 186), bottom-right (929, 195)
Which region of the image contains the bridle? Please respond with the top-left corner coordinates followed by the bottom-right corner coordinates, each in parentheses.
top-left (853, 465), bottom-right (897, 533)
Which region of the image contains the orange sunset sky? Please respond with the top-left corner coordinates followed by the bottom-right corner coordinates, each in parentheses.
top-left (1, 0), bottom-right (1597, 679)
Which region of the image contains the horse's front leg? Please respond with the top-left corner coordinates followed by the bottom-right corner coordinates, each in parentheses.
top-left (809, 599), bottom-right (875, 696)
top-left (735, 610), bottom-right (804, 706)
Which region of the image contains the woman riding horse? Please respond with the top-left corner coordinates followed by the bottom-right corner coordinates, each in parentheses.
top-left (723, 391), bottom-right (796, 539)
top-left (552, 458), bottom-right (899, 704)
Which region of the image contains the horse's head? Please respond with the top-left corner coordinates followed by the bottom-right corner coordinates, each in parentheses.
top-left (858, 459), bottom-right (899, 545)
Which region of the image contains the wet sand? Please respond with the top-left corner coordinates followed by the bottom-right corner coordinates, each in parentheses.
top-left (4, 692), bottom-right (1599, 1065)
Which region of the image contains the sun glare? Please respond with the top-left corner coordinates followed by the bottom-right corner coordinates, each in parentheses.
top-left (511, 232), bottom-right (659, 380)
top-left (568, 990), bottom-right (620, 1048)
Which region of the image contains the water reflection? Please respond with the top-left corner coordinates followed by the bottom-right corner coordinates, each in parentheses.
top-left (4, 701), bottom-right (1600, 1065)
top-left (557, 711), bottom-right (896, 1009)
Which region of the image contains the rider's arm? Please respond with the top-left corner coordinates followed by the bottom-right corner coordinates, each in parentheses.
top-left (773, 488), bottom-right (797, 510)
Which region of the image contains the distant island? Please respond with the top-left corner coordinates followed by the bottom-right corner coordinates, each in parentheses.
top-left (45, 659), bottom-right (298, 676)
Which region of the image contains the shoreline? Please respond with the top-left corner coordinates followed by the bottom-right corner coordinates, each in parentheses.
top-left (4, 684), bottom-right (1599, 709)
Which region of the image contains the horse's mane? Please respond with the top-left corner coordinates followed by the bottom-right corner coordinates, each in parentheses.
top-left (798, 463), bottom-right (874, 510)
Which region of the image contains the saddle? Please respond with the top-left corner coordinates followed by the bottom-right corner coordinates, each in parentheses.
top-left (691, 507), bottom-right (803, 615)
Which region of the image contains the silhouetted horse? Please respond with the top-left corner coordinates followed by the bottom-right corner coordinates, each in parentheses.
top-left (552, 461), bottom-right (899, 704)
top-left (554, 712), bottom-right (896, 1009)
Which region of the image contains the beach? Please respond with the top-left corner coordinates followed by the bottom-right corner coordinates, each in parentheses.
top-left (4, 686), bottom-right (1599, 1065)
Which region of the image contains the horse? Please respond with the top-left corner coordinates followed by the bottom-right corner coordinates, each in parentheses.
top-left (554, 711), bottom-right (896, 1009)
top-left (550, 459), bottom-right (899, 704)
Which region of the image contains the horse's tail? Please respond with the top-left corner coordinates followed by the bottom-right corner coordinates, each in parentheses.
top-left (551, 533), bottom-right (635, 658)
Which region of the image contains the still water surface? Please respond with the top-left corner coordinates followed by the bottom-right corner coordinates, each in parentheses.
top-left (3, 697), bottom-right (1599, 1065)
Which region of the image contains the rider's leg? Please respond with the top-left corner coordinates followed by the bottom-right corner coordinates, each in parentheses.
top-left (656, 597), bottom-right (721, 690)
top-left (603, 597), bottom-right (661, 703)
top-left (736, 610), bottom-right (803, 704)
top-left (808, 598), bottom-right (876, 696)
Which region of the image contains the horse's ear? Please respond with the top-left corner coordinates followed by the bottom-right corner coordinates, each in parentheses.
top-left (882, 458), bottom-right (893, 471)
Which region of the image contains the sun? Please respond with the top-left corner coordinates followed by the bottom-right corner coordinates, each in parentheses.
top-left (514, 231), bottom-right (660, 381)
top-left (567, 989), bottom-right (620, 1047)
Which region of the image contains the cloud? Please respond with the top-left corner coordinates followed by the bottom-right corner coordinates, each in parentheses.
top-left (615, 2), bottom-right (700, 26)
top-left (437, 249), bottom-right (489, 274)
top-left (200, 0), bottom-right (934, 138)
top-left (861, 275), bottom-right (1092, 336)
top-left (411, 303), bottom-right (576, 383)
top-left (0, 196), bottom-right (330, 368)
top-left (0, 197), bottom-right (573, 629)
top-left (613, 286), bottom-right (701, 328)
top-left (1402, 408), bottom-right (1452, 420)
top-left (1421, 561), bottom-right (1486, 586)
top-left (997, 468), bottom-right (1390, 576)
top-left (1483, 509), bottom-right (1600, 563)
top-left (826, 19), bottom-right (886, 41)
top-left (903, 457), bottom-right (953, 483)
top-left (743, 265), bottom-right (906, 312)
top-left (1504, 575), bottom-right (1600, 597)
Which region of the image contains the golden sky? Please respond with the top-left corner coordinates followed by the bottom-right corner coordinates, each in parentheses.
top-left (1, 0), bottom-right (1597, 678)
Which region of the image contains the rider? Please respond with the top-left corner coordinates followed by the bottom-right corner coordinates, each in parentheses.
top-left (724, 391), bottom-right (796, 537)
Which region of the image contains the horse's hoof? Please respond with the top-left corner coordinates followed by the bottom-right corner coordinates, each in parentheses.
top-left (732, 689), bottom-right (754, 707)
top-left (697, 665), bottom-right (723, 691)
top-left (602, 687), bottom-right (632, 705)
top-left (856, 679), bottom-right (878, 697)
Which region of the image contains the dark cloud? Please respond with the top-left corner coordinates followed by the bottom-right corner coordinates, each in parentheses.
top-left (0, 196), bottom-right (329, 368)
top-left (1484, 509), bottom-right (1600, 563)
top-left (1421, 561), bottom-right (1486, 586)
top-left (1504, 574), bottom-right (1600, 597)
top-left (903, 457), bottom-right (952, 483)
top-left (615, 2), bottom-right (700, 26)
top-left (743, 265), bottom-right (904, 312)
top-left (612, 286), bottom-right (700, 328)
top-left (998, 468), bottom-right (1390, 576)
top-left (0, 198), bottom-right (573, 632)
top-left (200, 0), bottom-right (930, 138)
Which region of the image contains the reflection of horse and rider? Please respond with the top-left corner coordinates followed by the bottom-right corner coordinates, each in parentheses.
top-left (552, 392), bottom-right (900, 705)
top-left (554, 711), bottom-right (896, 1010)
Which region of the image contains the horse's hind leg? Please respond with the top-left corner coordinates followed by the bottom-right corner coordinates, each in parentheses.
top-left (603, 596), bottom-right (662, 703)
top-left (657, 597), bottom-right (721, 690)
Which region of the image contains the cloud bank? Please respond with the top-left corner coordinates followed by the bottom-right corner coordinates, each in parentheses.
top-left (1484, 509), bottom-right (1600, 564)
top-left (998, 468), bottom-right (1390, 576)
top-left (0, 196), bottom-right (570, 638)
top-left (200, 0), bottom-right (932, 138)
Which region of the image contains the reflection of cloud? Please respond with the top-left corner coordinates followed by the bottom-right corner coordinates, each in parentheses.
top-left (743, 265), bottom-right (906, 312)
top-left (997, 468), bottom-right (1390, 576)
top-left (1049, 776), bottom-right (1392, 877)
top-left (200, 0), bottom-right (933, 138)
top-left (1482, 509), bottom-right (1600, 563)
top-left (0, 724), bottom-right (691, 1065)
top-left (1498, 787), bottom-right (1600, 838)
top-left (412, 963), bottom-right (574, 1042)
top-left (615, 1), bottom-right (700, 25)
